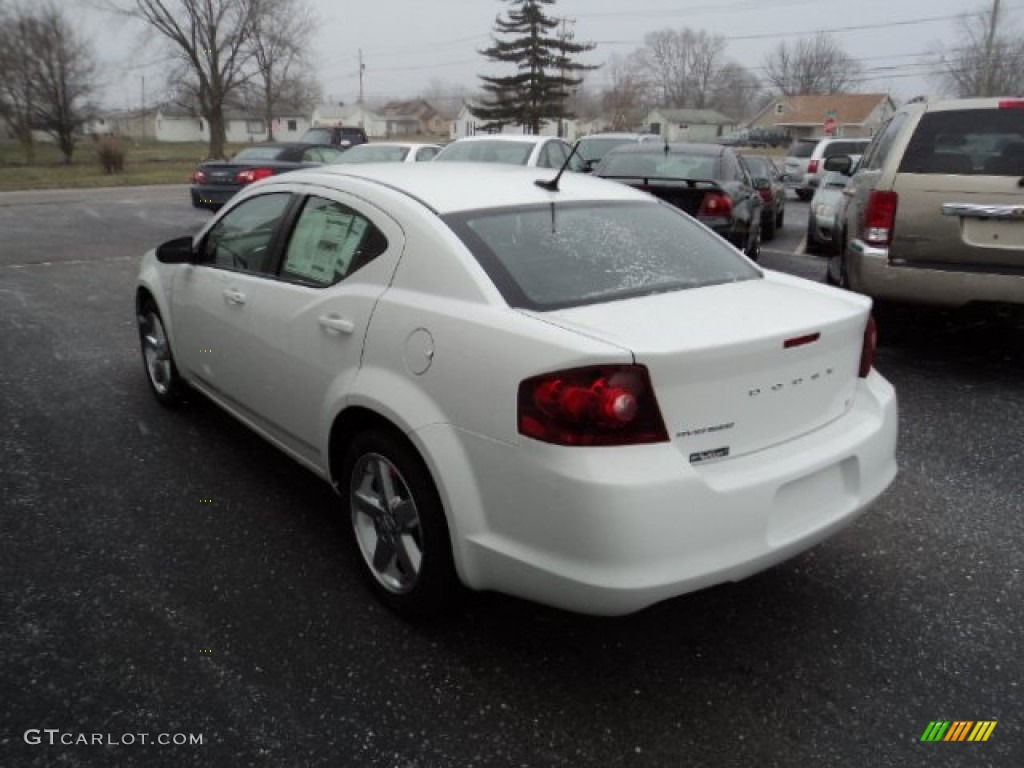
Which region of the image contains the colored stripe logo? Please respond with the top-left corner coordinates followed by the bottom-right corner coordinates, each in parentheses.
top-left (920, 721), bottom-right (997, 742)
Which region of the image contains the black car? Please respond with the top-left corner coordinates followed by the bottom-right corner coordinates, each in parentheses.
top-left (189, 143), bottom-right (345, 210)
top-left (741, 154), bottom-right (786, 240)
top-left (299, 125), bottom-right (368, 148)
top-left (595, 143), bottom-right (765, 260)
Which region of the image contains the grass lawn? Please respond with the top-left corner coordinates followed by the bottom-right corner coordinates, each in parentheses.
top-left (0, 139), bottom-right (242, 192)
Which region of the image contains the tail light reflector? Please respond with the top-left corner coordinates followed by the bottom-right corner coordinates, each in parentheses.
top-left (698, 192), bottom-right (732, 218)
top-left (862, 190), bottom-right (898, 246)
top-left (518, 365), bottom-right (669, 446)
top-left (859, 314), bottom-right (877, 377)
top-left (234, 168), bottom-right (275, 184)
top-left (807, 159), bottom-right (819, 174)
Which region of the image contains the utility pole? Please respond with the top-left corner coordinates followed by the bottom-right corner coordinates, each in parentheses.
top-left (358, 49), bottom-right (365, 133)
top-left (981, 0), bottom-right (1000, 97)
top-left (558, 16), bottom-right (575, 138)
top-left (140, 75), bottom-right (146, 141)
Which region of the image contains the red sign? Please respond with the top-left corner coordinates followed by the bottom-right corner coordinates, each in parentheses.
top-left (823, 117), bottom-right (837, 136)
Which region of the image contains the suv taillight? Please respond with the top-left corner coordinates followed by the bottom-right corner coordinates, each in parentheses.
top-left (518, 365), bottom-right (669, 446)
top-left (859, 315), bottom-right (877, 378)
top-left (234, 168), bottom-right (275, 184)
top-left (807, 159), bottom-right (819, 174)
top-left (862, 190), bottom-right (898, 246)
top-left (998, 99), bottom-right (1024, 109)
top-left (698, 192), bottom-right (733, 218)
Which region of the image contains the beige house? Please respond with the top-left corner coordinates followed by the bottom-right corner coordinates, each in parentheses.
top-left (379, 99), bottom-right (448, 136)
top-left (642, 109), bottom-right (736, 143)
top-left (748, 93), bottom-right (896, 140)
top-left (311, 104), bottom-right (386, 137)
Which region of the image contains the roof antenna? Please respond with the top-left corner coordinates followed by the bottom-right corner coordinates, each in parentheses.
top-left (535, 139), bottom-right (582, 191)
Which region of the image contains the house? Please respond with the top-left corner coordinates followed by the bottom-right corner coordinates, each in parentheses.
top-left (450, 103), bottom-right (579, 141)
top-left (85, 109), bottom-right (158, 140)
top-left (146, 105), bottom-right (310, 143)
top-left (378, 99), bottom-right (448, 136)
top-left (747, 93), bottom-right (896, 140)
top-left (642, 108), bottom-right (736, 143)
top-left (311, 103), bottom-right (386, 138)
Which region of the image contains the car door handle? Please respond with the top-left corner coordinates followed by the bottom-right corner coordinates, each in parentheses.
top-left (223, 289), bottom-right (246, 305)
top-left (318, 314), bottom-right (355, 335)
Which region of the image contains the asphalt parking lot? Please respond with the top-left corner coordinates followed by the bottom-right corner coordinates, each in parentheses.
top-left (1, 186), bottom-right (1021, 767)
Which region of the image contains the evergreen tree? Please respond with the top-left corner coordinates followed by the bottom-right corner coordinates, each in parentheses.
top-left (472, 0), bottom-right (596, 134)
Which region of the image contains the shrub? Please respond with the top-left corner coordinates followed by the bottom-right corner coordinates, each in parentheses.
top-left (95, 135), bottom-right (125, 174)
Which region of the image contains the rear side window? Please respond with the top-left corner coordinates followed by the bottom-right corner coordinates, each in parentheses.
top-left (822, 140), bottom-right (869, 157)
top-left (898, 108), bottom-right (1024, 175)
top-left (788, 140), bottom-right (816, 158)
top-left (444, 202), bottom-right (759, 310)
top-left (862, 112), bottom-right (909, 171)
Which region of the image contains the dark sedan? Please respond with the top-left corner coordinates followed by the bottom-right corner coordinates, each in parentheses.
top-left (595, 143), bottom-right (764, 260)
top-left (741, 154), bottom-right (786, 240)
top-left (189, 143), bottom-right (346, 210)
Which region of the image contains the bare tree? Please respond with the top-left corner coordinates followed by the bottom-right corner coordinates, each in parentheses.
top-left (633, 27), bottom-right (729, 109)
top-left (762, 32), bottom-right (861, 95)
top-left (932, 3), bottom-right (1024, 97)
top-left (246, 0), bottom-right (315, 140)
top-left (601, 55), bottom-right (645, 129)
top-left (0, 3), bottom-right (96, 163)
top-left (711, 62), bottom-right (764, 121)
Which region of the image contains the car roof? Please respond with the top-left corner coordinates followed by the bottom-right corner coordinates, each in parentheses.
top-left (346, 141), bottom-right (440, 150)
top-left (579, 132), bottom-right (645, 140)
top-left (445, 135), bottom-right (556, 145)
top-left (608, 142), bottom-right (724, 157)
top-left (266, 163), bottom-right (651, 215)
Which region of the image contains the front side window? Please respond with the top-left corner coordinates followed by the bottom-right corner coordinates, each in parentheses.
top-left (203, 193), bottom-right (292, 274)
top-left (444, 202), bottom-right (759, 310)
top-left (281, 197), bottom-right (387, 287)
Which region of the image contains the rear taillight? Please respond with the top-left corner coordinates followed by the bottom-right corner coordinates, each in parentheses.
top-left (807, 159), bottom-right (819, 174)
top-left (998, 99), bottom-right (1024, 109)
top-left (862, 190), bottom-right (898, 246)
top-left (859, 315), bottom-right (877, 378)
top-left (758, 188), bottom-right (773, 203)
top-left (518, 364), bottom-right (669, 446)
top-left (191, 169), bottom-right (206, 183)
top-left (698, 192), bottom-right (733, 218)
top-left (234, 168), bottom-right (275, 184)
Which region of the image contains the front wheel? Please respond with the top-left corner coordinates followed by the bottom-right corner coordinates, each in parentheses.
top-left (342, 431), bottom-right (459, 616)
top-left (137, 298), bottom-right (186, 406)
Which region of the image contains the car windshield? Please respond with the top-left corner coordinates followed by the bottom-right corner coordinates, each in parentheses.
top-left (232, 147), bottom-right (286, 162)
top-left (444, 201), bottom-right (759, 310)
top-left (599, 152), bottom-right (718, 180)
top-left (435, 141), bottom-right (533, 165)
top-left (337, 145), bottom-right (409, 163)
top-left (788, 141), bottom-right (816, 158)
top-left (577, 137), bottom-right (634, 162)
top-left (899, 108), bottom-right (1024, 175)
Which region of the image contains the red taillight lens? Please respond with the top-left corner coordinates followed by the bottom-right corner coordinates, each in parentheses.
top-left (234, 168), bottom-right (275, 184)
top-left (807, 159), bottom-right (819, 174)
top-left (191, 169), bottom-right (206, 183)
top-left (862, 190), bottom-right (898, 246)
top-left (698, 192), bottom-right (733, 218)
top-left (859, 314), bottom-right (877, 378)
top-left (518, 364), bottom-right (669, 446)
top-left (998, 99), bottom-right (1024, 109)
top-left (758, 188), bottom-right (773, 203)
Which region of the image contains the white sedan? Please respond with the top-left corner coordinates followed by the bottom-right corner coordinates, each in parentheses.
top-left (433, 134), bottom-right (584, 170)
top-left (136, 163), bottom-right (897, 616)
top-left (334, 142), bottom-right (441, 164)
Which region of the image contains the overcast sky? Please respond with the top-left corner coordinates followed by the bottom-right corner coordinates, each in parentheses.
top-left (79, 0), bottom-right (1023, 111)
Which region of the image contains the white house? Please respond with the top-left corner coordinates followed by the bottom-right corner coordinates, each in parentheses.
top-left (310, 104), bottom-right (386, 138)
top-left (642, 108), bottom-right (736, 143)
top-left (151, 107), bottom-right (309, 143)
top-left (451, 103), bottom-right (579, 141)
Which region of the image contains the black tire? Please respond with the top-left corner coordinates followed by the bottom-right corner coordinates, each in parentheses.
top-left (826, 241), bottom-right (851, 288)
top-left (805, 220), bottom-right (821, 255)
top-left (776, 207), bottom-right (785, 229)
top-left (762, 211), bottom-right (777, 241)
top-left (341, 430), bottom-right (459, 617)
top-left (796, 189), bottom-right (813, 202)
top-left (137, 297), bottom-right (187, 407)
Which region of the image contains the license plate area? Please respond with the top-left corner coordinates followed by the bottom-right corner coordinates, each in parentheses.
top-left (962, 218), bottom-right (1024, 249)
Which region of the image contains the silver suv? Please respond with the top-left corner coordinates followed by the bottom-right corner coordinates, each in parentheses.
top-left (784, 137), bottom-right (871, 200)
top-left (826, 97), bottom-right (1024, 309)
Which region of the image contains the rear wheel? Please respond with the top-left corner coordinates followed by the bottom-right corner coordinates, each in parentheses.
top-left (137, 298), bottom-right (186, 407)
top-left (745, 221), bottom-right (761, 261)
top-left (797, 189), bottom-right (813, 202)
top-left (342, 430), bottom-right (459, 617)
top-left (762, 211), bottom-right (777, 240)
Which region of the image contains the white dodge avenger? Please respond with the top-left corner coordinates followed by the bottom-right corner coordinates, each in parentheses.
top-left (136, 163), bottom-right (897, 616)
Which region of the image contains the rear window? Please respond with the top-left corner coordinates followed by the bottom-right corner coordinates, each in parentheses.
top-left (302, 128), bottom-right (333, 144)
top-left (338, 145), bottom-right (409, 163)
top-left (577, 137), bottom-right (634, 162)
top-left (436, 141), bottom-right (533, 165)
top-left (899, 108), bottom-right (1024, 175)
top-left (788, 140), bottom-right (816, 158)
top-left (443, 202), bottom-right (759, 310)
top-left (232, 147), bottom-right (285, 161)
top-left (599, 151), bottom-right (718, 180)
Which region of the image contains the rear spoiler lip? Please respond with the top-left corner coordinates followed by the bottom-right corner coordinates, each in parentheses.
top-left (598, 175), bottom-right (722, 190)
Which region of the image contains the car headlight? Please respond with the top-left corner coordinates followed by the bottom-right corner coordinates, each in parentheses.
top-left (814, 203), bottom-right (833, 218)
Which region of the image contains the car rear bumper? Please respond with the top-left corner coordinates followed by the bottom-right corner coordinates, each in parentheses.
top-left (846, 239), bottom-right (1024, 307)
top-left (430, 372), bottom-right (897, 616)
top-left (190, 184), bottom-right (240, 210)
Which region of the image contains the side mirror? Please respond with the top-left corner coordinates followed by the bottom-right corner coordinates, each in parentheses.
top-left (823, 154), bottom-right (853, 174)
top-left (752, 177), bottom-right (771, 191)
top-left (156, 236), bottom-right (196, 264)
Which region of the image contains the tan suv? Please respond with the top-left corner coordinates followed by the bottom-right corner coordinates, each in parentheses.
top-left (826, 97), bottom-right (1024, 308)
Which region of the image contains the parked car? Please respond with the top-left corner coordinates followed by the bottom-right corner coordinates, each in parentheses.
top-left (189, 142), bottom-right (345, 210)
top-left (136, 163), bottom-right (897, 617)
top-left (576, 132), bottom-right (656, 171)
top-left (742, 154), bottom-right (786, 240)
top-left (805, 170), bottom-right (851, 255)
top-left (433, 135), bottom-right (584, 169)
top-left (595, 142), bottom-right (764, 259)
top-left (826, 97), bottom-right (1024, 308)
top-left (784, 137), bottom-right (871, 200)
top-left (334, 142), bottom-right (442, 163)
top-left (299, 125), bottom-right (368, 148)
